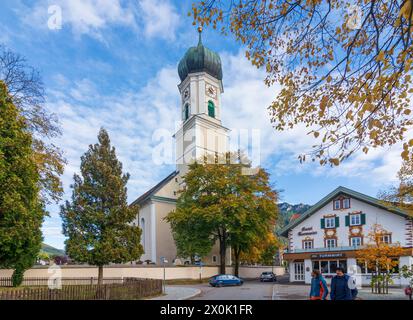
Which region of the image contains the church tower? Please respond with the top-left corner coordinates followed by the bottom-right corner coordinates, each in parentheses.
top-left (174, 27), bottom-right (230, 175)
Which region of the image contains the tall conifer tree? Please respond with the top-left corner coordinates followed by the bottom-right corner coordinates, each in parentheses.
top-left (61, 128), bottom-right (143, 284)
top-left (0, 81), bottom-right (45, 286)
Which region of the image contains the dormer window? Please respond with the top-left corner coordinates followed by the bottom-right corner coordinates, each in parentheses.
top-left (333, 197), bottom-right (350, 210)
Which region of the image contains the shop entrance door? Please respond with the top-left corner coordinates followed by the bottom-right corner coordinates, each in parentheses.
top-left (294, 262), bottom-right (305, 281)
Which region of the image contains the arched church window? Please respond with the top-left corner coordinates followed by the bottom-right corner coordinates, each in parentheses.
top-left (208, 101), bottom-right (215, 118)
top-left (141, 218), bottom-right (145, 251)
top-left (184, 104), bottom-right (190, 121)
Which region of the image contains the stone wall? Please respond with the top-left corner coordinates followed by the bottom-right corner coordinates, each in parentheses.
top-left (0, 265), bottom-right (285, 280)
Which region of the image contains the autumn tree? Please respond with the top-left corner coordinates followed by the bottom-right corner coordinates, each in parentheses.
top-left (239, 232), bottom-right (280, 266)
top-left (380, 159), bottom-right (413, 216)
top-left (60, 128), bottom-right (143, 285)
top-left (0, 81), bottom-right (46, 286)
top-left (356, 224), bottom-right (405, 294)
top-left (166, 152), bottom-right (278, 275)
top-left (191, 1), bottom-right (413, 165)
top-left (0, 45), bottom-right (65, 203)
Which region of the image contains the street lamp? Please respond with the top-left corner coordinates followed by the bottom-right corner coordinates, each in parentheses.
top-left (161, 257), bottom-right (168, 294)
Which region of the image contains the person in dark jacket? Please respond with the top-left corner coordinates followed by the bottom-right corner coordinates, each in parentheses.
top-left (330, 267), bottom-right (355, 300)
top-left (309, 269), bottom-right (329, 300)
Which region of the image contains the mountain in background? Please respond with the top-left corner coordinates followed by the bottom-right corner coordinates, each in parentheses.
top-left (277, 202), bottom-right (311, 232)
top-left (41, 243), bottom-right (65, 256)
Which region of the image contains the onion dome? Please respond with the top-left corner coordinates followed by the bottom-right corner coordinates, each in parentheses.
top-left (178, 27), bottom-right (223, 82)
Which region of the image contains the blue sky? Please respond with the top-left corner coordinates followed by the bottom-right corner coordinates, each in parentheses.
top-left (0, 0), bottom-right (403, 250)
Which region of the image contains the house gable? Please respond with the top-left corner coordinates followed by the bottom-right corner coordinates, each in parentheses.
top-left (279, 186), bottom-right (409, 237)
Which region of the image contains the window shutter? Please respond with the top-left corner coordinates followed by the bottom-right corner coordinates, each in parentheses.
top-left (361, 213), bottom-right (366, 225)
top-left (335, 216), bottom-right (340, 228)
top-left (345, 215), bottom-right (350, 227)
top-left (321, 218), bottom-right (325, 229)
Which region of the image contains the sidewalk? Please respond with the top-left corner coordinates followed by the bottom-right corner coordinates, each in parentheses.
top-left (357, 288), bottom-right (409, 300)
top-left (148, 286), bottom-right (201, 300)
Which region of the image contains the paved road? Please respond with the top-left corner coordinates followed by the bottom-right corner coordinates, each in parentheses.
top-left (189, 281), bottom-right (275, 300)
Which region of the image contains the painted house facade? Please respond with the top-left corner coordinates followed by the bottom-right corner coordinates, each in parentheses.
top-left (279, 186), bottom-right (413, 285)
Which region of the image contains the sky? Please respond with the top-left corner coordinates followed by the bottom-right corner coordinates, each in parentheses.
top-left (0, 0), bottom-right (404, 250)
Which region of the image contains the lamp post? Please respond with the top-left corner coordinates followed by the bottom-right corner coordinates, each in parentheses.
top-left (161, 257), bottom-right (168, 294)
top-left (199, 261), bottom-right (204, 283)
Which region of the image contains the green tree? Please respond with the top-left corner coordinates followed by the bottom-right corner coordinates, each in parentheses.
top-left (168, 208), bottom-right (215, 263)
top-left (166, 152), bottom-right (278, 275)
top-left (0, 81), bottom-right (45, 286)
top-left (60, 128), bottom-right (143, 285)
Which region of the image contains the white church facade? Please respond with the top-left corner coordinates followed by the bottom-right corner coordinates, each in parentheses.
top-left (131, 29), bottom-right (231, 266)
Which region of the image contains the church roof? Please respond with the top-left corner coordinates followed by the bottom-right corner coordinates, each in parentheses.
top-left (278, 186), bottom-right (409, 237)
top-left (131, 171), bottom-right (178, 206)
top-left (178, 27), bottom-right (222, 82)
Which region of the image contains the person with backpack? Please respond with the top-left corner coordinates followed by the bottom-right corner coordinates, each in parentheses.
top-left (330, 267), bottom-right (358, 300)
top-left (309, 269), bottom-right (329, 300)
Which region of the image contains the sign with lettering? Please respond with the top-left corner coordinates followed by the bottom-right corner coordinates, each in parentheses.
top-left (298, 226), bottom-right (317, 236)
top-left (310, 253), bottom-right (345, 259)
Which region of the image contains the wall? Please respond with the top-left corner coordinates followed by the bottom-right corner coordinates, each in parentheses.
top-left (0, 265), bottom-right (285, 280)
top-left (134, 203), bottom-right (153, 262)
top-left (154, 200), bottom-right (179, 266)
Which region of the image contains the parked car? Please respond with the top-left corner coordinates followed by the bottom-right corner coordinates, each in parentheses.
top-left (209, 275), bottom-right (244, 287)
top-left (260, 271), bottom-right (277, 282)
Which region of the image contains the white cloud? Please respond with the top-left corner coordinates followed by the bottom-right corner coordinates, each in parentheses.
top-left (20, 0), bottom-right (180, 42)
top-left (47, 65), bottom-right (180, 206)
top-left (138, 0), bottom-right (180, 41)
top-left (21, 0), bottom-right (137, 40)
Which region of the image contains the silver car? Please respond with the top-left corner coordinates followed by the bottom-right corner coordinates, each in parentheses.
top-left (260, 271), bottom-right (277, 282)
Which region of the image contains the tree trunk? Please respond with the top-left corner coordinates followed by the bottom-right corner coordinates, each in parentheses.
top-left (234, 248), bottom-right (240, 277)
top-left (219, 237), bottom-right (226, 275)
top-left (98, 265), bottom-right (104, 286)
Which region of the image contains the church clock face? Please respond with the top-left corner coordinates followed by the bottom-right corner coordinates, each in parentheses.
top-left (206, 85), bottom-right (217, 99)
top-left (183, 88), bottom-right (190, 100)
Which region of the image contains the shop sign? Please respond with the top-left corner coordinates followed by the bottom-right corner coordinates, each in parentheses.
top-left (310, 253), bottom-right (345, 259)
top-left (298, 226), bottom-right (317, 236)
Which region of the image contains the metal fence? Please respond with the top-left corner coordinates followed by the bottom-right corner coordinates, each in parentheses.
top-left (0, 278), bottom-right (162, 300)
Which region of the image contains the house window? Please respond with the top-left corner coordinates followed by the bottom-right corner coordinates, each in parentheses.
top-left (333, 197), bottom-right (350, 210)
top-left (350, 214), bottom-right (361, 226)
top-left (303, 240), bottom-right (314, 250)
top-left (313, 260), bottom-right (347, 274)
top-left (326, 238), bottom-right (337, 248)
top-left (325, 217), bottom-right (336, 228)
top-left (350, 236), bottom-right (362, 247)
top-left (212, 255), bottom-right (217, 263)
top-left (208, 101), bottom-right (215, 118)
top-left (380, 234), bottom-right (392, 244)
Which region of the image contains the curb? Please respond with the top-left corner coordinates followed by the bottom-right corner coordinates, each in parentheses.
top-left (179, 288), bottom-right (202, 300)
